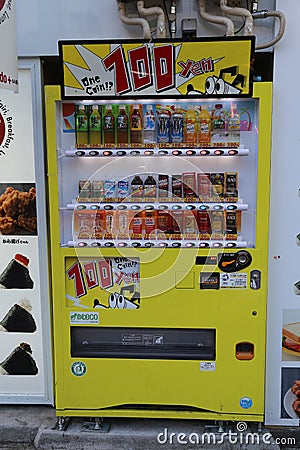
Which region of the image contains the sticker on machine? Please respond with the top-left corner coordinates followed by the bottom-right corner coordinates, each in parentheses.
top-left (71, 361), bottom-right (87, 377)
top-left (65, 257), bottom-right (140, 309)
top-left (70, 311), bottom-right (99, 325)
top-left (200, 362), bottom-right (216, 371)
top-left (220, 272), bottom-right (247, 288)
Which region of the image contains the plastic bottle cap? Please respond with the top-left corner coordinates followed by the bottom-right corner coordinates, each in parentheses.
top-left (106, 105), bottom-right (112, 110)
top-left (119, 105), bottom-right (125, 110)
top-left (146, 105), bottom-right (152, 111)
top-left (215, 104), bottom-right (223, 108)
top-left (78, 105), bottom-right (85, 110)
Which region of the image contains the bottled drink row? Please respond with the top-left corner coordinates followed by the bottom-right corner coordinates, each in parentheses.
top-left (78, 172), bottom-right (238, 203)
top-left (75, 102), bottom-right (241, 148)
top-left (75, 208), bottom-right (241, 241)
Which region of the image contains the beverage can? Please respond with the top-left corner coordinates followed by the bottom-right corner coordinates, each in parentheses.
top-left (210, 173), bottom-right (224, 202)
top-left (197, 173), bottom-right (211, 202)
top-left (172, 174), bottom-right (182, 201)
top-left (182, 172), bottom-right (197, 202)
top-left (197, 211), bottom-right (211, 236)
top-left (183, 211), bottom-right (198, 239)
top-left (157, 210), bottom-right (170, 239)
top-left (170, 210), bottom-right (183, 238)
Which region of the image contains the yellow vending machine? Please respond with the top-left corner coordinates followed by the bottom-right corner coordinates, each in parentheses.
top-left (46, 37), bottom-right (272, 422)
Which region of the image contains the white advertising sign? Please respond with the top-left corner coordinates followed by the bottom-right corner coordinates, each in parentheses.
top-left (0, 64), bottom-right (52, 403)
top-left (0, 0), bottom-right (18, 92)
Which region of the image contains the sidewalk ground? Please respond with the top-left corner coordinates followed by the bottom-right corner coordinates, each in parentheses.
top-left (0, 405), bottom-right (299, 449)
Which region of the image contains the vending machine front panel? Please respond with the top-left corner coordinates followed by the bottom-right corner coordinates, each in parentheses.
top-left (46, 80), bottom-right (272, 421)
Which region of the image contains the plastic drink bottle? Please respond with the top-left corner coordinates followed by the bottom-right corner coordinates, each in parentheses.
top-left (170, 106), bottom-right (184, 144)
top-left (117, 105), bottom-right (129, 144)
top-left (131, 175), bottom-right (143, 201)
top-left (144, 175), bottom-right (157, 201)
top-left (130, 104), bottom-right (142, 144)
top-left (227, 104), bottom-right (240, 147)
top-left (157, 107), bottom-right (170, 143)
top-left (184, 105), bottom-right (197, 144)
top-left (103, 105), bottom-right (115, 144)
top-left (75, 105), bottom-right (89, 145)
top-left (211, 104), bottom-right (225, 147)
top-left (198, 105), bottom-right (211, 146)
top-left (89, 105), bottom-right (101, 145)
top-left (143, 105), bottom-right (156, 145)
top-left (158, 174), bottom-right (169, 200)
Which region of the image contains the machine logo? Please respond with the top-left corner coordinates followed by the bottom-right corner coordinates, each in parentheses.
top-left (70, 311), bottom-right (99, 324)
top-left (239, 397), bottom-right (253, 409)
top-left (71, 361), bottom-right (87, 377)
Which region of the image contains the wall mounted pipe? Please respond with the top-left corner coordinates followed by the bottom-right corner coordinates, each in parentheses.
top-left (198, 0), bottom-right (234, 37)
top-left (118, 1), bottom-right (151, 39)
top-left (137, 1), bottom-right (166, 38)
top-left (220, 0), bottom-right (253, 35)
top-left (253, 10), bottom-right (286, 50)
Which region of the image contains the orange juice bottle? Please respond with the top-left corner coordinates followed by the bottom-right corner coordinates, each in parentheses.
top-left (198, 105), bottom-right (211, 146)
top-left (184, 105), bottom-right (197, 144)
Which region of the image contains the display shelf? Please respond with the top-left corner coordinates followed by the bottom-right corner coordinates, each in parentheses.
top-left (64, 148), bottom-right (249, 157)
top-left (67, 201), bottom-right (248, 212)
top-left (67, 239), bottom-right (248, 249)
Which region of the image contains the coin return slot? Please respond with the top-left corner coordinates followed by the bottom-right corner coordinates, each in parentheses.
top-left (235, 342), bottom-right (254, 360)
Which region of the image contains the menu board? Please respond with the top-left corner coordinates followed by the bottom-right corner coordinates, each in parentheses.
top-left (0, 66), bottom-right (51, 400)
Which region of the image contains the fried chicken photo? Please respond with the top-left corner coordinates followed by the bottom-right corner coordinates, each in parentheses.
top-left (292, 398), bottom-right (300, 417)
top-left (0, 186), bottom-right (37, 235)
top-left (291, 380), bottom-right (300, 398)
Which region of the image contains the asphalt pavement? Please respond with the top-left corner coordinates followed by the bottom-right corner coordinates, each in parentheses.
top-left (0, 405), bottom-right (299, 449)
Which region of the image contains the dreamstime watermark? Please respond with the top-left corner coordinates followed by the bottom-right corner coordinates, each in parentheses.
top-left (156, 422), bottom-right (296, 446)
